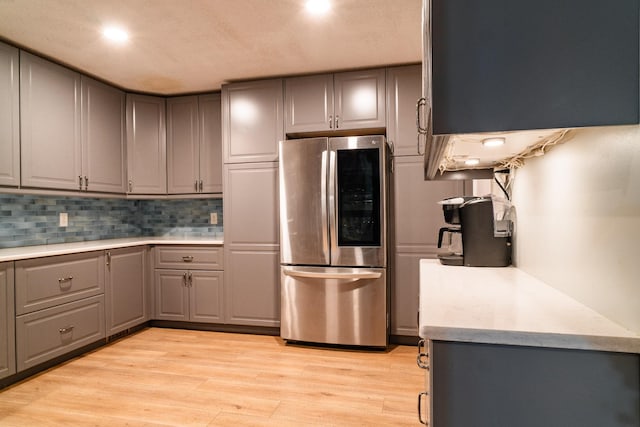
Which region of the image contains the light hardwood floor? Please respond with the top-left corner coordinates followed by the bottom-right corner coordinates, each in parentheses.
top-left (0, 328), bottom-right (423, 426)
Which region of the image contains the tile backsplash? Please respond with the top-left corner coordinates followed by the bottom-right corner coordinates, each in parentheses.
top-left (0, 194), bottom-right (223, 249)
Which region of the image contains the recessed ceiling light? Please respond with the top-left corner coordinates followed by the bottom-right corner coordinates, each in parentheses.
top-left (482, 137), bottom-right (505, 147)
top-left (464, 158), bottom-right (480, 166)
top-left (102, 26), bottom-right (129, 43)
top-left (305, 0), bottom-right (331, 15)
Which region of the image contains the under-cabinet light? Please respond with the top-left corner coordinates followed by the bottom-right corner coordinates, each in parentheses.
top-left (464, 158), bottom-right (480, 166)
top-left (102, 26), bottom-right (129, 43)
top-left (305, 0), bottom-right (331, 15)
top-left (482, 137), bottom-right (505, 147)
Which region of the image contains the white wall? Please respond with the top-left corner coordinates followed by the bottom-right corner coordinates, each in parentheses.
top-left (511, 125), bottom-right (640, 335)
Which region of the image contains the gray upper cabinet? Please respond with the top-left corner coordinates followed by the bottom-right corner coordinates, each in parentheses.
top-left (430, 0), bottom-right (639, 134)
top-left (222, 79), bottom-right (283, 164)
top-left (126, 94), bottom-right (167, 194)
top-left (20, 52), bottom-right (125, 193)
top-left (167, 93), bottom-right (222, 194)
top-left (105, 246), bottom-right (148, 336)
top-left (0, 262), bottom-right (15, 380)
top-left (20, 52), bottom-right (82, 191)
top-left (81, 77), bottom-right (126, 193)
top-left (386, 65), bottom-right (422, 157)
top-left (284, 69), bottom-right (386, 134)
top-left (0, 42), bottom-right (19, 188)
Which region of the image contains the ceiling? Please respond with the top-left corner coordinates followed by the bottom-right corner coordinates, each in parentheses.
top-left (0, 0), bottom-right (422, 95)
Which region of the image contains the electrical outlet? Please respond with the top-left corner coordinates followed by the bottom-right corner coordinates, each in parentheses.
top-left (210, 212), bottom-right (218, 225)
top-left (59, 212), bottom-right (68, 227)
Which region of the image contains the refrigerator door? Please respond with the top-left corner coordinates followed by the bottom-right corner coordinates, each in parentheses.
top-left (280, 265), bottom-right (387, 347)
top-left (328, 136), bottom-right (387, 267)
top-left (279, 137), bottom-right (330, 265)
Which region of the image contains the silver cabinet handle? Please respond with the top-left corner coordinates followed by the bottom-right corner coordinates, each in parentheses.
top-left (128, 180), bottom-right (133, 192)
top-left (182, 256), bottom-right (194, 263)
top-left (58, 276), bottom-right (74, 283)
top-left (106, 251), bottom-right (111, 267)
top-left (195, 180), bottom-right (199, 192)
top-left (78, 175), bottom-right (83, 190)
top-left (183, 272), bottom-right (188, 286)
top-left (188, 272), bottom-right (193, 287)
top-left (84, 176), bottom-right (88, 191)
top-left (329, 114), bottom-right (333, 129)
top-left (282, 267), bottom-right (381, 280)
top-left (59, 325), bottom-right (74, 334)
top-left (199, 180), bottom-right (203, 192)
top-left (418, 391), bottom-right (429, 425)
top-left (335, 115), bottom-right (339, 128)
top-left (417, 339), bottom-right (430, 370)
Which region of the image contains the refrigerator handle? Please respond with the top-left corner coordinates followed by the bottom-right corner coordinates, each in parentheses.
top-left (282, 267), bottom-right (382, 280)
top-left (328, 149), bottom-right (337, 259)
top-left (321, 150), bottom-right (329, 256)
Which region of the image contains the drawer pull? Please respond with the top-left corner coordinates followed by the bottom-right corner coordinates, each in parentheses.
top-left (58, 276), bottom-right (74, 283)
top-left (418, 391), bottom-right (429, 425)
top-left (182, 256), bottom-right (194, 262)
top-left (59, 326), bottom-right (74, 334)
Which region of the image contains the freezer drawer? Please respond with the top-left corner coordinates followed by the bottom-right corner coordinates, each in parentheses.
top-left (280, 266), bottom-right (387, 347)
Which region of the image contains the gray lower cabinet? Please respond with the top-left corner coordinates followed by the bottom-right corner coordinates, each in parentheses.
top-left (223, 162), bottom-right (279, 327)
top-left (0, 41), bottom-right (19, 187)
top-left (15, 295), bottom-right (105, 372)
top-left (126, 94), bottom-right (167, 194)
top-left (14, 251), bottom-right (106, 372)
top-left (154, 246), bottom-right (224, 323)
top-left (0, 262), bottom-right (15, 380)
top-left (105, 247), bottom-right (148, 336)
top-left (391, 156), bottom-right (466, 336)
top-left (420, 340), bottom-right (640, 427)
top-left (222, 79), bottom-right (284, 163)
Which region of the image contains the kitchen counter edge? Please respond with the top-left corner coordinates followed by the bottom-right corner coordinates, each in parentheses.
top-left (0, 237), bottom-right (224, 262)
top-left (419, 259), bottom-right (640, 354)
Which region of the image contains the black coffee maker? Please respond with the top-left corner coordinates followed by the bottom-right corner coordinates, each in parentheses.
top-left (437, 196), bottom-right (512, 267)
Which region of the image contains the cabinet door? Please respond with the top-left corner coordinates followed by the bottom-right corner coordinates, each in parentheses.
top-left (20, 52), bottom-right (82, 190)
top-left (391, 157), bottom-right (465, 336)
top-left (222, 79), bottom-right (283, 163)
top-left (106, 247), bottom-right (147, 336)
top-left (154, 270), bottom-right (189, 321)
top-left (0, 42), bottom-right (19, 187)
top-left (199, 93), bottom-right (223, 193)
top-left (284, 74), bottom-right (334, 134)
top-left (126, 94), bottom-right (167, 194)
top-left (189, 271), bottom-right (223, 323)
top-left (0, 262), bottom-right (15, 380)
top-left (82, 77), bottom-right (126, 193)
top-left (387, 65), bottom-right (422, 157)
top-left (334, 69), bottom-right (386, 131)
top-left (224, 248), bottom-right (279, 327)
top-left (223, 162), bottom-right (279, 247)
top-left (431, 0), bottom-right (639, 134)
top-left (167, 96), bottom-right (199, 194)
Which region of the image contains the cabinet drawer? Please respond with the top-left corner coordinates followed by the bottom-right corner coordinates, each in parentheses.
top-left (154, 246), bottom-right (223, 270)
top-left (15, 295), bottom-right (105, 372)
top-left (15, 252), bottom-right (105, 315)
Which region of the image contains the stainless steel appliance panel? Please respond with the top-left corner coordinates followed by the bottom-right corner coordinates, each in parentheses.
top-left (279, 137), bottom-right (330, 266)
top-left (280, 266), bottom-right (387, 347)
top-left (328, 136), bottom-right (387, 267)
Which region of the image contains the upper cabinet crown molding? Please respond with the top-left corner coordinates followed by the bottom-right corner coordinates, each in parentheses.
top-left (284, 69), bottom-right (386, 135)
top-left (0, 42), bottom-right (20, 188)
top-left (222, 79), bottom-right (284, 164)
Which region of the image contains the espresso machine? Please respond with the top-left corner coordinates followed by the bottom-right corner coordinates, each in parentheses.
top-left (437, 196), bottom-right (512, 267)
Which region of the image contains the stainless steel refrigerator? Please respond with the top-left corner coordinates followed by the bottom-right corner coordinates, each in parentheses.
top-left (279, 135), bottom-right (388, 347)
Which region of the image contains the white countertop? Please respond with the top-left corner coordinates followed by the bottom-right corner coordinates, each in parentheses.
top-left (419, 259), bottom-right (640, 354)
top-left (0, 237), bottom-right (223, 262)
